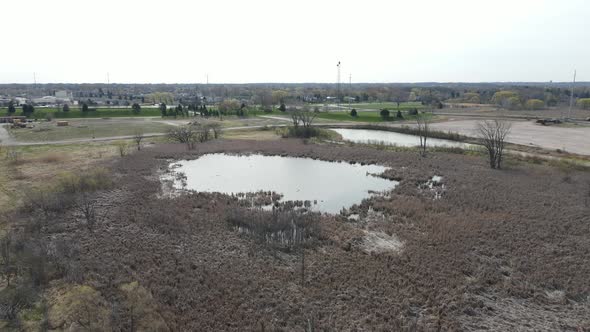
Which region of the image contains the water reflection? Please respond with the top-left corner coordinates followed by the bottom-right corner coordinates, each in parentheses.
top-left (332, 128), bottom-right (471, 148)
top-left (166, 153), bottom-right (398, 214)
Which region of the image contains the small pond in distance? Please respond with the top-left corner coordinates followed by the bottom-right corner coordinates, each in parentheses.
top-left (166, 153), bottom-right (397, 214)
top-left (332, 128), bottom-right (471, 148)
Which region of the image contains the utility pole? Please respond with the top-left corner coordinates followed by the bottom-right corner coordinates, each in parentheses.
top-left (337, 61), bottom-right (341, 109)
top-left (107, 72), bottom-right (111, 109)
top-left (567, 69), bottom-right (576, 120)
top-left (349, 74), bottom-right (352, 108)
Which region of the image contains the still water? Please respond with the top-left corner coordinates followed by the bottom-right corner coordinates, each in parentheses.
top-left (167, 153), bottom-right (397, 214)
top-left (332, 128), bottom-right (470, 148)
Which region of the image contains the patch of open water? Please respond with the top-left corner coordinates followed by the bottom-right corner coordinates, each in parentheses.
top-left (164, 153), bottom-right (398, 214)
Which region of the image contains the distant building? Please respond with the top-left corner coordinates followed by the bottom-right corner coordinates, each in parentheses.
top-left (14, 97), bottom-right (28, 105)
top-left (55, 90), bottom-right (73, 99)
top-left (32, 92), bottom-right (73, 106)
top-left (32, 96), bottom-right (58, 105)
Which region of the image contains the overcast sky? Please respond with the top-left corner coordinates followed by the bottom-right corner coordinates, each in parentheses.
top-left (2, 0), bottom-right (588, 84)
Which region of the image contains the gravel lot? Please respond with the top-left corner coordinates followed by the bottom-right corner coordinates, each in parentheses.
top-left (426, 119), bottom-right (590, 155)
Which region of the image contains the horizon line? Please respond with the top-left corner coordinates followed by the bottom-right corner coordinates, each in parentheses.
top-left (0, 81), bottom-right (587, 85)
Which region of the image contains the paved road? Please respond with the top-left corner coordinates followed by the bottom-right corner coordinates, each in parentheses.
top-left (258, 115), bottom-right (292, 122)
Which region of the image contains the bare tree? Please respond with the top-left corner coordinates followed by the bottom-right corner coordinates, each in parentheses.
top-left (298, 110), bottom-right (317, 129)
top-left (476, 120), bottom-right (512, 169)
top-left (288, 107), bottom-right (300, 128)
top-left (133, 130), bottom-right (144, 151)
top-left (167, 125), bottom-right (199, 150)
top-left (416, 114), bottom-right (429, 157)
top-left (195, 124), bottom-right (211, 142)
top-left (75, 192), bottom-right (98, 231)
top-left (287, 107), bottom-right (317, 130)
top-left (207, 122), bottom-right (222, 139)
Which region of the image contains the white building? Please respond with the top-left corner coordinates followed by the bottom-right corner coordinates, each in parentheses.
top-left (14, 97), bottom-right (28, 105)
top-left (55, 90), bottom-right (73, 99)
top-left (32, 96), bottom-right (58, 105)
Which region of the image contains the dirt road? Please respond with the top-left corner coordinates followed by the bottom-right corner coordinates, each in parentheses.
top-left (4, 116), bottom-right (590, 157)
top-left (0, 124), bottom-right (15, 145)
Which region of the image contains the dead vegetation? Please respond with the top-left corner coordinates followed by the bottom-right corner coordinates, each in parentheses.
top-left (1, 139), bottom-right (589, 331)
top-left (226, 207), bottom-right (322, 249)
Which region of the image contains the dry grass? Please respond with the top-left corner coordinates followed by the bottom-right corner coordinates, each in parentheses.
top-left (36, 152), bottom-right (68, 163)
top-left (3, 138), bottom-right (590, 331)
top-left (223, 128), bottom-right (281, 140)
top-left (0, 141), bottom-right (128, 213)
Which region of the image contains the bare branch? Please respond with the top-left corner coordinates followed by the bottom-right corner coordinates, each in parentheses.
top-left (416, 114), bottom-right (430, 157)
top-left (133, 130), bottom-right (144, 151)
top-left (476, 120), bottom-right (511, 169)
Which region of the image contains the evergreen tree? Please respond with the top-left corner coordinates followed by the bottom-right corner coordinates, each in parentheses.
top-left (7, 100), bottom-right (16, 114)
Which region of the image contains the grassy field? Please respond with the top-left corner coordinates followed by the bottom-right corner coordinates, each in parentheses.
top-left (350, 102), bottom-right (425, 110)
top-left (8, 119), bottom-right (175, 142)
top-left (315, 110), bottom-right (428, 123)
top-left (1, 107), bottom-right (163, 118)
top-left (0, 142), bottom-right (125, 212)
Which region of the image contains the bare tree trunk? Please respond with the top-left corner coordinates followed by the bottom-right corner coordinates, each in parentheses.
top-left (416, 114), bottom-right (429, 157)
top-left (133, 130), bottom-right (144, 151)
top-left (477, 120), bottom-right (511, 169)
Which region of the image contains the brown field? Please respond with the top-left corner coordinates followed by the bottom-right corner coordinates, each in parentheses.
top-left (1, 138), bottom-right (589, 331)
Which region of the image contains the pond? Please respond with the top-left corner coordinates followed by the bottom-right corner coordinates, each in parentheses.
top-left (332, 128), bottom-right (471, 148)
top-left (165, 153), bottom-right (397, 214)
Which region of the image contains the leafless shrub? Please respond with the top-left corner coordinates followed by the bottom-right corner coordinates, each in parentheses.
top-left (0, 284), bottom-right (38, 321)
top-left (416, 114), bottom-right (430, 157)
top-left (6, 147), bottom-right (22, 164)
top-left (207, 122), bottom-right (222, 139)
top-left (298, 110), bottom-right (317, 129)
top-left (288, 108), bottom-right (318, 130)
top-left (56, 168), bottom-right (113, 194)
top-left (23, 169), bottom-right (112, 224)
top-left (116, 142), bottom-right (128, 156)
top-left (167, 125), bottom-right (200, 150)
top-left (133, 129), bottom-right (144, 151)
top-left (476, 120), bottom-right (511, 169)
top-left (49, 239), bottom-right (82, 282)
top-left (74, 192), bottom-right (98, 231)
top-left (23, 188), bottom-right (71, 220)
top-left (288, 107), bottom-right (300, 128)
top-left (195, 124), bottom-right (211, 142)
